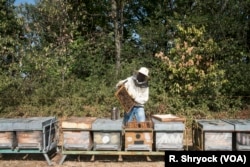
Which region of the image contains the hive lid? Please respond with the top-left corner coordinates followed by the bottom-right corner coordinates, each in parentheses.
top-left (92, 118), bottom-right (123, 131)
top-left (0, 118), bottom-right (18, 131)
top-left (13, 117), bottom-right (57, 130)
top-left (62, 117), bottom-right (97, 130)
top-left (222, 119), bottom-right (250, 131)
top-left (196, 119), bottom-right (234, 131)
top-left (152, 114), bottom-right (185, 122)
top-left (152, 118), bottom-right (185, 131)
top-left (0, 117), bottom-right (57, 131)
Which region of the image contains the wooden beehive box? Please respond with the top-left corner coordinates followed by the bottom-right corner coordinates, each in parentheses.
top-left (63, 131), bottom-right (92, 150)
top-left (124, 130), bottom-right (153, 151)
top-left (115, 85), bottom-right (135, 113)
top-left (192, 119), bottom-right (234, 151)
top-left (16, 131), bottom-right (43, 150)
top-left (0, 131), bottom-right (16, 150)
top-left (0, 118), bottom-right (17, 150)
top-left (222, 119), bottom-right (250, 151)
top-left (152, 117), bottom-right (185, 151)
top-left (124, 117), bottom-right (154, 129)
top-left (124, 117), bottom-right (153, 151)
top-left (62, 117), bottom-right (96, 151)
top-left (62, 117), bottom-right (96, 130)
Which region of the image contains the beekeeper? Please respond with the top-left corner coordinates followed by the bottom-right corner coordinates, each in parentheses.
top-left (116, 67), bottom-right (149, 124)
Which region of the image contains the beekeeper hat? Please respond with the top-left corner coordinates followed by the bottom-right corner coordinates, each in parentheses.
top-left (138, 67), bottom-right (149, 77)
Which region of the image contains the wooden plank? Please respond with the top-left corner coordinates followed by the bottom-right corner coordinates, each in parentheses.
top-left (16, 131), bottom-right (42, 144)
top-left (152, 114), bottom-right (185, 122)
top-left (0, 132), bottom-right (15, 148)
top-left (62, 117), bottom-right (97, 130)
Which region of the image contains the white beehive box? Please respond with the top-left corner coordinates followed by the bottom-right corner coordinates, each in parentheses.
top-left (193, 119), bottom-right (234, 151)
top-left (152, 117), bottom-right (185, 151)
top-left (223, 119), bottom-right (250, 151)
top-left (92, 118), bottom-right (123, 151)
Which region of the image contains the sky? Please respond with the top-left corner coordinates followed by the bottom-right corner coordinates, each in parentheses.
top-left (15, 0), bottom-right (35, 5)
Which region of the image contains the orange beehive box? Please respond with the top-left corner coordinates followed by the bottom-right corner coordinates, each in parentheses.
top-left (124, 129), bottom-right (153, 151)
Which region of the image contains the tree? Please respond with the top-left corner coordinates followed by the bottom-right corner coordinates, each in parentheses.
top-left (111, 0), bottom-right (124, 77)
top-left (0, 0), bottom-right (23, 75)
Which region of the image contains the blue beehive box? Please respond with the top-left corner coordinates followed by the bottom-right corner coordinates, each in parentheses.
top-left (193, 119), bottom-right (234, 151)
top-left (92, 118), bottom-right (123, 150)
top-left (222, 119), bottom-right (250, 151)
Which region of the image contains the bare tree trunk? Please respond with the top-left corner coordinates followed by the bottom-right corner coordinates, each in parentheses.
top-left (112, 0), bottom-right (124, 78)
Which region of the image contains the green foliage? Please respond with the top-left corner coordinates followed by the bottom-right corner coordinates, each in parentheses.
top-left (0, 0), bottom-right (23, 74)
top-left (1, 0), bottom-right (250, 119)
top-left (154, 25), bottom-right (229, 111)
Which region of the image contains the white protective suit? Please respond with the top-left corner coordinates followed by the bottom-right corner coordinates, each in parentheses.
top-left (116, 75), bottom-right (149, 107)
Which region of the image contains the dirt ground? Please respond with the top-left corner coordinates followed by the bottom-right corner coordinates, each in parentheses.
top-left (0, 152), bottom-right (165, 167)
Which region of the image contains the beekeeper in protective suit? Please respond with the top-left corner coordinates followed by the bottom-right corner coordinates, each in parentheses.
top-left (116, 67), bottom-right (149, 124)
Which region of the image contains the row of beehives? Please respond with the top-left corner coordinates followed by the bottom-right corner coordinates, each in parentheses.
top-left (61, 117), bottom-right (186, 152)
top-left (0, 116), bottom-right (250, 153)
top-left (0, 117), bottom-right (57, 152)
top-left (61, 117), bottom-right (250, 152)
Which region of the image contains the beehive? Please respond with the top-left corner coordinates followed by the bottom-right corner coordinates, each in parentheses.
top-left (13, 117), bottom-right (57, 151)
top-left (16, 131), bottom-right (43, 150)
top-left (0, 118), bottom-right (17, 149)
top-left (222, 119), bottom-right (250, 151)
top-left (152, 117), bottom-right (185, 151)
top-left (192, 119), bottom-right (234, 151)
top-left (62, 117), bottom-right (96, 151)
top-left (92, 118), bottom-right (123, 150)
top-left (125, 130), bottom-right (153, 151)
top-left (0, 132), bottom-right (16, 150)
top-left (124, 118), bottom-right (153, 151)
top-left (0, 117), bottom-right (58, 166)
